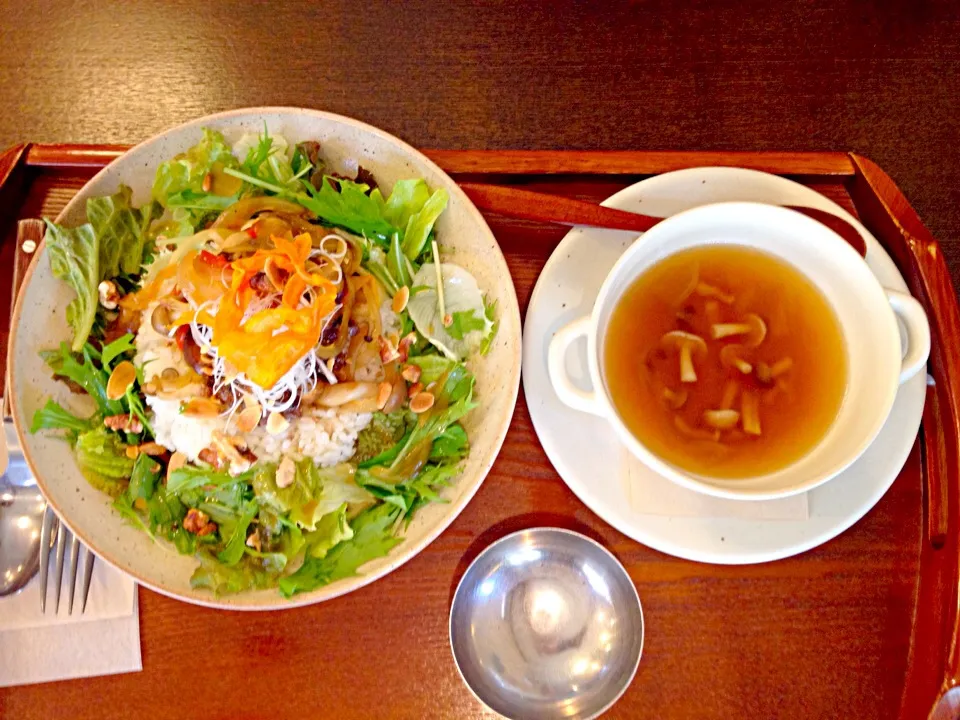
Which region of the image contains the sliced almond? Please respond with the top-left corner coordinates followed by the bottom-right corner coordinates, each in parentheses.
top-left (181, 397), bottom-right (222, 417)
top-left (276, 457), bottom-right (296, 488)
top-left (410, 391), bottom-right (435, 414)
top-left (442, 313), bottom-right (453, 327)
top-left (401, 364), bottom-right (422, 383)
top-left (235, 402), bottom-right (263, 433)
top-left (166, 451), bottom-right (187, 481)
top-left (106, 361), bottom-right (137, 401)
top-left (408, 382), bottom-right (424, 399)
top-left (392, 285), bottom-right (410, 313)
top-left (201, 173), bottom-right (213, 193)
top-left (376, 381), bottom-right (392, 410)
top-left (266, 412), bottom-right (290, 436)
top-left (246, 532), bottom-right (262, 551)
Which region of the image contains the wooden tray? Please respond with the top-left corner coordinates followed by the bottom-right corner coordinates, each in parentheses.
top-left (0, 144), bottom-right (957, 720)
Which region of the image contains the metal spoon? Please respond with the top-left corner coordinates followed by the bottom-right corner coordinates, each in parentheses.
top-left (0, 421), bottom-right (48, 596)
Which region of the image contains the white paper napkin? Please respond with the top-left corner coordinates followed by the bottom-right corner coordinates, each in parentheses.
top-left (621, 447), bottom-right (809, 520)
top-left (0, 552), bottom-right (141, 687)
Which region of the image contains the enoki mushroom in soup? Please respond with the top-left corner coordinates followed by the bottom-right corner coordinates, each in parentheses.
top-left (605, 245), bottom-right (847, 478)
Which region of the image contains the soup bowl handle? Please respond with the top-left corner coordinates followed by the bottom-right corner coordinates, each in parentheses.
top-left (887, 289), bottom-right (932, 384)
top-left (548, 316), bottom-right (604, 416)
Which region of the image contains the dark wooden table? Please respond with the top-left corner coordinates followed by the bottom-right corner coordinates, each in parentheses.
top-left (0, 2), bottom-right (958, 718)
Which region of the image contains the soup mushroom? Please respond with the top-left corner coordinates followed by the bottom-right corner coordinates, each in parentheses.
top-left (660, 331), bottom-right (707, 383)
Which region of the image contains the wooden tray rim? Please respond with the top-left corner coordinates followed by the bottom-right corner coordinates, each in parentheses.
top-left (1, 142), bottom-right (957, 719)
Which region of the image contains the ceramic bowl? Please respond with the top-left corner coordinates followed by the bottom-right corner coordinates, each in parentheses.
top-left (8, 107), bottom-right (521, 609)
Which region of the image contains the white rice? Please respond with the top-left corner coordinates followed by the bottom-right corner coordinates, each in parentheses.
top-left (147, 397), bottom-right (372, 469)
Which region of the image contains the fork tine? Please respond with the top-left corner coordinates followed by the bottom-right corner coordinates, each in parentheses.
top-left (79, 548), bottom-right (95, 614)
top-left (53, 522), bottom-right (69, 614)
top-left (66, 532), bottom-right (81, 614)
top-left (39, 507), bottom-right (55, 613)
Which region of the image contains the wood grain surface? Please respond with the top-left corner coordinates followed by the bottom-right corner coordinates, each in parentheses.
top-left (0, 1), bottom-right (958, 716)
top-left (0, 164), bottom-right (926, 719)
top-left (0, 0), bottom-right (957, 279)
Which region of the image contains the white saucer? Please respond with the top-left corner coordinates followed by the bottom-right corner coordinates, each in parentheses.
top-left (522, 167), bottom-right (926, 564)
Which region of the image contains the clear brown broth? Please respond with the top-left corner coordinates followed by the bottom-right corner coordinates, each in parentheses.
top-left (604, 245), bottom-right (847, 478)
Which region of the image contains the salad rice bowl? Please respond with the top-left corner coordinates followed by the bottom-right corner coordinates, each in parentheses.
top-left (9, 108), bottom-right (520, 609)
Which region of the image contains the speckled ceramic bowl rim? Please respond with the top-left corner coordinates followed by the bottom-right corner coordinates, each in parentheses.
top-left (9, 106), bottom-right (521, 610)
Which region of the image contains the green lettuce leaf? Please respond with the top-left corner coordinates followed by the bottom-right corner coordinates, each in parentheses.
top-left (252, 461), bottom-right (371, 531)
top-left (278, 503), bottom-right (403, 597)
top-left (400, 188), bottom-right (448, 260)
top-left (101, 333), bottom-right (136, 370)
top-left (190, 552), bottom-right (275, 595)
top-left (44, 220), bottom-right (99, 351)
top-left (383, 179), bottom-right (431, 229)
top-left (167, 464), bottom-right (254, 496)
top-left (152, 128), bottom-right (237, 205)
top-left (75, 427), bottom-right (135, 482)
top-left (389, 382), bottom-right (477, 473)
top-left (304, 504), bottom-right (354, 560)
top-left (42, 343), bottom-right (123, 416)
top-left (30, 398), bottom-right (95, 438)
top-left (429, 423), bottom-right (469, 462)
top-left (299, 178), bottom-right (396, 241)
top-left (86, 185), bottom-right (159, 277)
top-left (217, 499), bottom-right (259, 566)
top-left (128, 452), bottom-right (162, 501)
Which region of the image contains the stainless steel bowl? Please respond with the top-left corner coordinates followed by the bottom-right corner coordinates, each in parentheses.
top-left (449, 528), bottom-right (643, 719)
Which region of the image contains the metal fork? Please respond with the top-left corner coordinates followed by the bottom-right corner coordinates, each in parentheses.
top-left (39, 507), bottom-right (94, 614)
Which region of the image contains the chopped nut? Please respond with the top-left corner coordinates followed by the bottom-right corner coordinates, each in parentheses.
top-left (211, 430), bottom-right (252, 474)
top-left (138, 442), bottom-right (166, 456)
top-left (410, 391), bottom-right (435, 414)
top-left (378, 335), bottom-right (401, 364)
top-left (401, 364), bottom-right (422, 384)
top-left (245, 532), bottom-right (262, 551)
top-left (408, 382), bottom-right (424, 399)
top-left (104, 413), bottom-right (143, 434)
top-left (392, 285), bottom-right (410, 313)
top-left (397, 332), bottom-right (417, 362)
top-left (376, 381), bottom-right (392, 410)
top-left (183, 508), bottom-right (217, 536)
top-left (276, 457), bottom-right (296, 489)
top-left (124, 445), bottom-right (139, 459)
top-left (201, 173), bottom-right (213, 193)
top-left (143, 381), bottom-right (159, 395)
top-left (98, 280), bottom-right (120, 310)
top-left (442, 313), bottom-right (453, 327)
top-left (198, 447), bottom-right (222, 469)
top-left (266, 412), bottom-right (290, 436)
